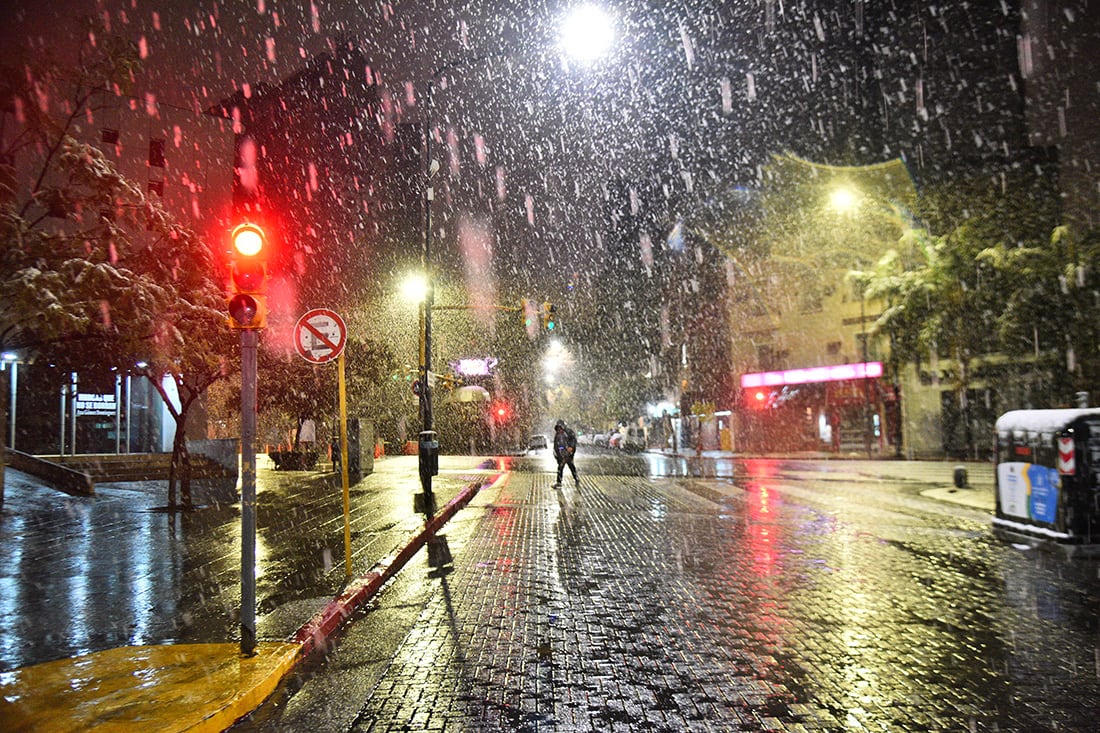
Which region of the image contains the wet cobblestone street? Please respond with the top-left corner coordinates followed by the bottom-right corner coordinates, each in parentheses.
top-left (345, 463), bottom-right (1100, 732)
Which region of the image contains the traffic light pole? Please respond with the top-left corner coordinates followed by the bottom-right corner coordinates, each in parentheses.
top-left (239, 329), bottom-right (258, 656)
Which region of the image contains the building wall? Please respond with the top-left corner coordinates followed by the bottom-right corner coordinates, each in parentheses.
top-left (898, 363), bottom-right (945, 459)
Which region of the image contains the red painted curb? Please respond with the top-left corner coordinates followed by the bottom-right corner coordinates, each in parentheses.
top-left (293, 471), bottom-right (505, 657)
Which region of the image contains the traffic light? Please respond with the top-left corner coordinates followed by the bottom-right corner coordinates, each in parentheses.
top-left (542, 301), bottom-right (556, 331)
top-left (491, 400), bottom-right (511, 422)
top-left (521, 298), bottom-right (539, 338)
top-left (227, 223), bottom-right (268, 330)
top-left (747, 389), bottom-right (772, 409)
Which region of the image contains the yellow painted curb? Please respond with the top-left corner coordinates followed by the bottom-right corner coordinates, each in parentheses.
top-left (0, 642), bottom-right (301, 732)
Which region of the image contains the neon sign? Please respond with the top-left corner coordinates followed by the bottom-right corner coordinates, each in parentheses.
top-left (451, 357), bottom-right (498, 376)
top-left (740, 361), bottom-right (883, 389)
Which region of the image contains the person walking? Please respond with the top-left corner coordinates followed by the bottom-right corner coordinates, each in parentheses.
top-left (553, 419), bottom-right (578, 488)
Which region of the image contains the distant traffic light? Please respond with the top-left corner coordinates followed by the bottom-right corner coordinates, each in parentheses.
top-left (227, 223), bottom-right (268, 330)
top-left (542, 301), bottom-right (556, 331)
top-left (491, 400), bottom-right (511, 422)
top-left (747, 389), bottom-right (771, 409)
top-left (521, 298), bottom-right (539, 338)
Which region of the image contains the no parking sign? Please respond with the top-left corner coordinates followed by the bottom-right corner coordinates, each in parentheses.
top-left (294, 309), bottom-right (347, 364)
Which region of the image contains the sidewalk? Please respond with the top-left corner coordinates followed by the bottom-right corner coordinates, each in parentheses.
top-left (650, 448), bottom-right (997, 511)
top-left (0, 455), bottom-right (501, 732)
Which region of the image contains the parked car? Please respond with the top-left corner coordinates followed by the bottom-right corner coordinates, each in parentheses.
top-left (527, 434), bottom-right (549, 451)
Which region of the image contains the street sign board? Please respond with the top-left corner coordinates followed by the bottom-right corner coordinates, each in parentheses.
top-left (294, 309), bottom-right (347, 364)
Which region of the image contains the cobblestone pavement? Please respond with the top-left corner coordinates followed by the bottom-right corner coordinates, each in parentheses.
top-left (341, 463), bottom-right (1100, 732)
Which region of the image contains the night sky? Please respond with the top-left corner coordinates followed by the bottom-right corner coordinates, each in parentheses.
top-left (6, 1), bottom-right (1100, 294)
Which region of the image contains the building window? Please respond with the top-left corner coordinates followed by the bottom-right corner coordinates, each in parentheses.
top-left (855, 332), bottom-right (876, 361)
top-left (148, 139), bottom-right (166, 168)
top-left (758, 345), bottom-right (789, 371)
top-left (101, 128), bottom-right (119, 144)
top-left (147, 180), bottom-right (164, 196)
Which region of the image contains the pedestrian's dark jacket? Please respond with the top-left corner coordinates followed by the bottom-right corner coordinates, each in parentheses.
top-left (554, 427), bottom-right (577, 461)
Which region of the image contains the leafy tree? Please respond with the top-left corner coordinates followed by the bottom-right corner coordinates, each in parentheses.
top-left (981, 224), bottom-right (1100, 404)
top-left (856, 187), bottom-right (1067, 454)
top-left (124, 217), bottom-right (231, 509)
top-left (0, 25), bottom-right (229, 507)
top-left (855, 224), bottom-right (1000, 453)
top-left (255, 335), bottom-right (408, 459)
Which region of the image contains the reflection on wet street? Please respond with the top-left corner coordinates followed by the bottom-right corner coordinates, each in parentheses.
top-left (7, 453), bottom-right (1100, 731)
top-left (331, 457), bottom-right (1100, 732)
top-left (0, 458), bottom-right (489, 672)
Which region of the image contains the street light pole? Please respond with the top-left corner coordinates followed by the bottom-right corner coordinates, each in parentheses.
top-left (416, 79), bottom-right (439, 510)
top-left (416, 57), bottom-right (514, 510)
top-left (860, 289), bottom-right (873, 458)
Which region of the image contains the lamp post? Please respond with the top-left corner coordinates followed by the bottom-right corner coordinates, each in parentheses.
top-left (829, 188), bottom-right (875, 458)
top-left (416, 80), bottom-right (440, 511)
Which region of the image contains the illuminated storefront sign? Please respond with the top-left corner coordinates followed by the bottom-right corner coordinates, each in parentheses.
top-left (740, 361), bottom-right (883, 389)
top-left (452, 357), bottom-right (498, 377)
top-left (75, 392), bottom-right (117, 417)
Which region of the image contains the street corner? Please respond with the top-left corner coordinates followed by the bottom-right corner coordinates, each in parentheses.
top-left (0, 642), bottom-right (301, 733)
top-left (920, 484), bottom-right (995, 511)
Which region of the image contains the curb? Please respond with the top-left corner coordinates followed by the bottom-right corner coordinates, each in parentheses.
top-left (292, 470), bottom-right (506, 659)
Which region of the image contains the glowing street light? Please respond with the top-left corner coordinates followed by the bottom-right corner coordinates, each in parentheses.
top-left (401, 273), bottom-right (428, 304)
top-left (559, 5), bottom-right (615, 65)
top-left (828, 186), bottom-right (858, 213)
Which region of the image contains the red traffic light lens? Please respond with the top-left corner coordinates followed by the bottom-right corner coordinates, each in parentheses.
top-left (228, 293), bottom-right (259, 326)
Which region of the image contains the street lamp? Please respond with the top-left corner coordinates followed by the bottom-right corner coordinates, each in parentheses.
top-left (558, 5), bottom-right (616, 66)
top-left (828, 186), bottom-right (858, 213)
top-left (401, 273), bottom-right (428, 304)
top-left (828, 185), bottom-right (876, 458)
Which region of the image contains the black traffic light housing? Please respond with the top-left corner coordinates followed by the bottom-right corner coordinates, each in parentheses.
top-left (227, 223), bottom-right (268, 330)
top-left (542, 301), bottom-right (556, 331)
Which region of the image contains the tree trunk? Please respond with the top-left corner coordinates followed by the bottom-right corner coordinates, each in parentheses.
top-left (170, 423), bottom-right (192, 508)
top-left (166, 442), bottom-right (177, 511)
top-left (146, 371), bottom-right (219, 512)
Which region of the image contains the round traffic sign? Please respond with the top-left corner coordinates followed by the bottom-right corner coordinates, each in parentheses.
top-left (294, 309), bottom-right (347, 364)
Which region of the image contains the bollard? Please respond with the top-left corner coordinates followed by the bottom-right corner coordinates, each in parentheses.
top-left (953, 465), bottom-right (968, 488)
